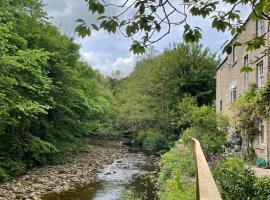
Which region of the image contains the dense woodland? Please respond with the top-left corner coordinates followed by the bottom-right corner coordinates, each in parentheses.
top-left (0, 1), bottom-right (220, 183)
top-left (0, 0), bottom-right (116, 181)
top-left (1, 1), bottom-right (270, 200)
top-left (0, 0), bottom-right (220, 181)
top-left (114, 44), bottom-right (218, 152)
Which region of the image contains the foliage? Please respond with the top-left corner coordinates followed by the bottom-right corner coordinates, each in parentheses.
top-left (0, 167), bottom-right (10, 182)
top-left (137, 130), bottom-right (166, 153)
top-left (114, 44), bottom-right (218, 152)
top-left (157, 143), bottom-right (195, 200)
top-left (0, 0), bottom-right (116, 181)
top-left (174, 96), bottom-right (228, 155)
top-left (232, 81), bottom-right (270, 160)
top-left (118, 190), bottom-right (143, 200)
top-left (213, 157), bottom-right (270, 200)
top-left (77, 0), bottom-right (270, 54)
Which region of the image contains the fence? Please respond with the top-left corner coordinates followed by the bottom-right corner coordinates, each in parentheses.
top-left (191, 138), bottom-right (222, 200)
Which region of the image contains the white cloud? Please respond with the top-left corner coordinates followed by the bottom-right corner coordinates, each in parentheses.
top-left (80, 49), bottom-right (137, 77)
top-left (43, 0), bottom-right (247, 76)
top-left (111, 55), bottom-right (137, 77)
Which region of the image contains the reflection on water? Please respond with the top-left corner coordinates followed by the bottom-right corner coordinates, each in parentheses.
top-left (42, 146), bottom-right (158, 200)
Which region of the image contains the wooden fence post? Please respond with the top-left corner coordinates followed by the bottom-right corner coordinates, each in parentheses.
top-left (191, 137), bottom-right (222, 200)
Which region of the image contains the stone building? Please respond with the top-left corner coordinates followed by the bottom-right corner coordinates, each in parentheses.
top-left (216, 17), bottom-right (270, 165)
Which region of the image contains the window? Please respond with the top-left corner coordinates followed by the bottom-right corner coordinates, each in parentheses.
top-left (257, 20), bottom-right (265, 36)
top-left (261, 123), bottom-right (264, 144)
top-left (230, 86), bottom-right (237, 102)
top-left (219, 99), bottom-right (223, 111)
top-left (232, 45), bottom-right (236, 63)
top-left (257, 120), bottom-right (265, 145)
top-left (257, 61), bottom-right (264, 88)
top-left (244, 54), bottom-right (249, 90)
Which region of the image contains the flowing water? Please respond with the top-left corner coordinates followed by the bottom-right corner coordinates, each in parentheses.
top-left (42, 145), bottom-right (158, 200)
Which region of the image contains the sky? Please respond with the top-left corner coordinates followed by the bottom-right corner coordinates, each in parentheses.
top-left (43, 0), bottom-right (234, 77)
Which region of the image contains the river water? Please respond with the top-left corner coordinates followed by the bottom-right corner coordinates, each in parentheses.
top-left (42, 145), bottom-right (158, 200)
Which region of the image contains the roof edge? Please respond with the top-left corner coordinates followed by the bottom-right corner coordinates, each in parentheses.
top-left (217, 56), bottom-right (228, 71)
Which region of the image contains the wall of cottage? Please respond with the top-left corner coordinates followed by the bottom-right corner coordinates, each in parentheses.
top-left (216, 19), bottom-right (270, 163)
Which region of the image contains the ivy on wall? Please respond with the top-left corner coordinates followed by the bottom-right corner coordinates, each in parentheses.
top-left (232, 80), bottom-right (270, 160)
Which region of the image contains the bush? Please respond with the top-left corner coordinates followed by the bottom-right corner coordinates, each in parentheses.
top-left (174, 96), bottom-right (228, 155)
top-left (157, 142), bottom-right (195, 200)
top-left (118, 190), bottom-right (142, 200)
top-left (254, 177), bottom-right (270, 200)
top-left (0, 167), bottom-right (10, 182)
top-left (137, 129), bottom-right (167, 152)
top-left (28, 136), bottom-right (59, 167)
top-left (213, 157), bottom-right (270, 200)
top-left (0, 155), bottom-right (26, 177)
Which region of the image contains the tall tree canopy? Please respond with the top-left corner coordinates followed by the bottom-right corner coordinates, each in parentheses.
top-left (114, 44), bottom-right (218, 152)
top-left (76, 0), bottom-right (270, 54)
top-left (0, 0), bottom-right (116, 181)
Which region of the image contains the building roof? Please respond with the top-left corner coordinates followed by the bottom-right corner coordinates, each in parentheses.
top-left (217, 56), bottom-right (228, 71)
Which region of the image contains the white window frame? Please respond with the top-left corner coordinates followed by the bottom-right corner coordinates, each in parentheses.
top-left (256, 61), bottom-right (264, 88)
top-left (244, 54), bottom-right (249, 90)
top-left (230, 87), bottom-right (237, 102)
top-left (229, 81), bottom-right (237, 103)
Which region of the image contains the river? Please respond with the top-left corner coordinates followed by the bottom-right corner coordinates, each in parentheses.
top-left (42, 144), bottom-right (159, 200)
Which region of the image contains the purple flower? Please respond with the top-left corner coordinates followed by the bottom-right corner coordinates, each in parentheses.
top-left (209, 154), bottom-right (217, 169)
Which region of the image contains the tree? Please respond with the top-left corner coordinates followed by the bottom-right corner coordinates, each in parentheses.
top-left (76, 0), bottom-right (270, 54)
top-left (114, 44), bottom-right (218, 151)
top-left (0, 0), bottom-right (117, 181)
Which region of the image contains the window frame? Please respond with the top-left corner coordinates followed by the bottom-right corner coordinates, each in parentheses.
top-left (256, 120), bottom-right (265, 146)
top-left (244, 54), bottom-right (249, 90)
top-left (232, 45), bottom-right (236, 63)
top-left (256, 61), bottom-right (264, 88)
top-left (257, 19), bottom-right (265, 37)
top-left (230, 86), bottom-right (237, 102)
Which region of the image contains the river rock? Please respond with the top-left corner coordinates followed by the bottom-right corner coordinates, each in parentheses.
top-left (0, 139), bottom-right (127, 200)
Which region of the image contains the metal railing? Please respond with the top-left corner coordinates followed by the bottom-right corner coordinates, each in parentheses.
top-left (191, 138), bottom-right (222, 200)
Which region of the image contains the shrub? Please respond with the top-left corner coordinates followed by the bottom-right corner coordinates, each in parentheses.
top-left (213, 157), bottom-right (270, 200)
top-left (137, 129), bottom-right (167, 152)
top-left (28, 136), bottom-right (59, 167)
top-left (181, 126), bottom-right (226, 156)
top-left (0, 167), bottom-right (10, 182)
top-left (157, 142), bottom-right (195, 200)
top-left (118, 190), bottom-right (142, 200)
top-left (254, 177), bottom-right (270, 200)
top-left (174, 96), bottom-right (228, 155)
top-left (0, 155), bottom-right (26, 177)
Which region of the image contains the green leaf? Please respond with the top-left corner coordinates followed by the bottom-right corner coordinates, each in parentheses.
top-left (75, 23), bottom-right (91, 37)
top-left (241, 66), bottom-right (253, 73)
top-left (91, 24), bottom-right (99, 31)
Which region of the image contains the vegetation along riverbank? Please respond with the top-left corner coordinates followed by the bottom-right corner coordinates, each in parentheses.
top-left (0, 140), bottom-right (126, 200)
top-left (1, 0), bottom-right (270, 200)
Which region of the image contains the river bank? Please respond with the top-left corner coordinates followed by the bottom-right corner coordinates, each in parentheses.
top-left (42, 144), bottom-right (159, 200)
top-left (0, 139), bottom-right (127, 200)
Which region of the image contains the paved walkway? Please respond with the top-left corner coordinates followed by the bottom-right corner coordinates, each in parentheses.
top-left (250, 166), bottom-right (270, 178)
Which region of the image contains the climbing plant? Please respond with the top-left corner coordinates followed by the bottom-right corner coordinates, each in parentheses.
top-left (232, 80), bottom-right (270, 160)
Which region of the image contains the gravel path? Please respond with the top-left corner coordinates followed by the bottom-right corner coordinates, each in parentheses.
top-left (0, 140), bottom-right (127, 200)
top-left (250, 166), bottom-right (270, 178)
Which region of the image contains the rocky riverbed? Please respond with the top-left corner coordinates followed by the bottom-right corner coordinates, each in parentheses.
top-left (0, 140), bottom-right (127, 200)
